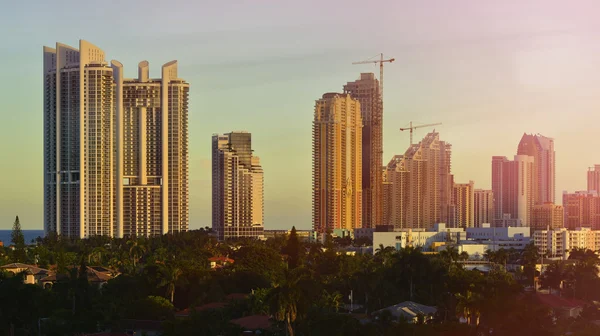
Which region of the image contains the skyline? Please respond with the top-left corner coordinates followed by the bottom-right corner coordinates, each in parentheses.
top-left (2, 1), bottom-right (600, 229)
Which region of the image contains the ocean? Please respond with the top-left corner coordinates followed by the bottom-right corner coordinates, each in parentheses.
top-left (0, 230), bottom-right (45, 245)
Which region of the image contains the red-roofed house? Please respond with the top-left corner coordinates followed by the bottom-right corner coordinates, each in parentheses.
top-left (537, 294), bottom-right (585, 318)
top-left (209, 256), bottom-right (234, 269)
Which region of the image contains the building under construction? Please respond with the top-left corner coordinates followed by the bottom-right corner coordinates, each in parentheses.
top-left (344, 73), bottom-right (383, 228)
top-left (383, 132), bottom-right (453, 229)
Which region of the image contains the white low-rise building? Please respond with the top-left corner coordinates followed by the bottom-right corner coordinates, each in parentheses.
top-left (373, 223), bottom-right (466, 254)
top-left (533, 227), bottom-right (600, 258)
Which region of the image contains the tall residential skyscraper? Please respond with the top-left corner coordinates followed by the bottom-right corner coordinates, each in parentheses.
top-left (491, 155), bottom-right (535, 226)
top-left (517, 133), bottom-right (555, 204)
top-left (383, 132), bottom-right (453, 229)
top-left (563, 191), bottom-right (600, 230)
top-left (588, 165), bottom-right (600, 193)
top-left (44, 40), bottom-right (189, 238)
top-left (212, 132), bottom-right (264, 240)
top-left (344, 74), bottom-right (382, 228)
top-left (312, 93), bottom-right (362, 233)
top-left (112, 60), bottom-right (189, 237)
top-left (474, 189), bottom-right (494, 227)
top-left (451, 181), bottom-right (475, 228)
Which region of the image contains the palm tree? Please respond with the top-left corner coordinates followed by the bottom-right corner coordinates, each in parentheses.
top-left (159, 264), bottom-right (183, 303)
top-left (90, 246), bottom-right (107, 265)
top-left (459, 251), bottom-right (469, 261)
top-left (127, 239), bottom-right (147, 270)
top-left (267, 269), bottom-right (310, 336)
top-left (495, 248), bottom-right (509, 269)
top-left (456, 286), bottom-right (482, 326)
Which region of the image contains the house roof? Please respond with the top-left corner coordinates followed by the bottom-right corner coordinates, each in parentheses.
top-left (1, 263), bottom-right (50, 276)
top-left (175, 302), bottom-right (227, 317)
top-left (537, 294), bottom-right (585, 309)
top-left (231, 315), bottom-right (271, 330)
top-left (374, 301), bottom-right (437, 319)
top-left (41, 266), bottom-right (114, 283)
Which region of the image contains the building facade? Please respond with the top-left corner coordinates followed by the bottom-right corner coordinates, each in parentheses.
top-left (43, 40), bottom-right (189, 238)
top-left (344, 74), bottom-right (382, 228)
top-left (562, 191), bottom-right (600, 230)
top-left (533, 228), bottom-right (600, 259)
top-left (312, 93), bottom-right (362, 233)
top-left (517, 133), bottom-right (555, 204)
top-left (383, 132), bottom-right (452, 229)
top-left (491, 155), bottom-right (535, 226)
top-left (474, 189), bottom-right (494, 227)
top-left (588, 165), bottom-right (600, 193)
top-left (451, 181), bottom-right (475, 228)
top-left (531, 203), bottom-right (564, 230)
top-left (212, 132), bottom-right (264, 240)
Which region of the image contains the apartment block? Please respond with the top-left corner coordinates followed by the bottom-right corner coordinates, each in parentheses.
top-left (562, 191), bottom-right (600, 230)
top-left (491, 155), bottom-right (535, 226)
top-left (474, 189), bottom-right (494, 227)
top-left (344, 74), bottom-right (382, 228)
top-left (451, 181), bottom-right (475, 228)
top-left (312, 93), bottom-right (362, 233)
top-left (212, 132), bottom-right (264, 240)
top-left (43, 40), bottom-right (189, 238)
top-left (383, 132), bottom-right (453, 229)
top-left (531, 203), bottom-right (564, 230)
top-left (533, 228), bottom-right (600, 258)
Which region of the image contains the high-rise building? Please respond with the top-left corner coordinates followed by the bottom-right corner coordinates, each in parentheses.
top-left (383, 132), bottom-right (453, 229)
top-left (588, 165), bottom-right (600, 193)
top-left (531, 203), bottom-right (564, 230)
top-left (563, 191), bottom-right (600, 230)
top-left (517, 133), bottom-right (555, 204)
top-left (382, 168), bottom-right (393, 226)
top-left (474, 189), bottom-right (494, 227)
top-left (384, 156), bottom-right (409, 228)
top-left (312, 93), bottom-right (362, 233)
top-left (112, 60), bottom-right (189, 237)
top-left (212, 132), bottom-right (264, 240)
top-left (44, 40), bottom-right (189, 238)
top-left (344, 74), bottom-right (382, 228)
top-left (452, 181), bottom-right (475, 228)
top-left (491, 155), bottom-right (535, 226)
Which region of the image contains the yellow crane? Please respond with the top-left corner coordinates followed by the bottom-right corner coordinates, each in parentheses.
top-left (352, 53), bottom-right (395, 101)
top-left (399, 122), bottom-right (442, 146)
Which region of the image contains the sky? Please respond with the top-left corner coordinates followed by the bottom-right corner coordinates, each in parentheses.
top-left (1, 0), bottom-right (600, 230)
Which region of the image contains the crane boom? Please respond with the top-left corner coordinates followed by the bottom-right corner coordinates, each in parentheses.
top-left (399, 121), bottom-right (442, 146)
top-left (352, 53), bottom-right (395, 103)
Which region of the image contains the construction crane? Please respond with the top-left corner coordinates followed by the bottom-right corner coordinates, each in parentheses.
top-left (399, 121), bottom-right (442, 146)
top-left (352, 53), bottom-right (395, 102)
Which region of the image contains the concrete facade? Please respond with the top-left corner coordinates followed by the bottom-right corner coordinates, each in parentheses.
top-left (312, 93), bottom-right (362, 233)
top-left (344, 74), bottom-right (382, 229)
top-left (212, 132), bottom-right (264, 240)
top-left (43, 40), bottom-right (189, 238)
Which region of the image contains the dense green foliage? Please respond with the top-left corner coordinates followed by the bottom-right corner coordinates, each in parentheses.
top-left (1, 226), bottom-right (600, 336)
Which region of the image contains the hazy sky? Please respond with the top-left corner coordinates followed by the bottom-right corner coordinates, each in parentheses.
top-left (1, 0), bottom-right (599, 230)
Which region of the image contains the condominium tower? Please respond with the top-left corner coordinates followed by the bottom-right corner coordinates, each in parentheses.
top-left (451, 181), bottom-right (475, 228)
top-left (312, 93), bottom-right (362, 233)
top-left (43, 40), bottom-right (189, 238)
top-left (383, 132), bottom-right (453, 229)
top-left (588, 165), bottom-right (600, 193)
top-left (474, 189), bottom-right (494, 227)
top-left (563, 191), bottom-right (600, 230)
top-left (491, 155), bottom-right (535, 226)
top-left (212, 132), bottom-right (264, 240)
top-left (344, 74), bottom-right (382, 228)
top-left (517, 133), bottom-right (555, 204)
